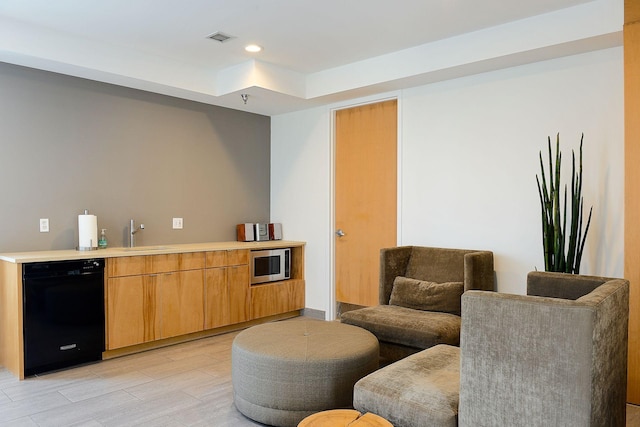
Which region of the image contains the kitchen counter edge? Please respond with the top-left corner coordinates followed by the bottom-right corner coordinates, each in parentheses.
top-left (0, 240), bottom-right (306, 263)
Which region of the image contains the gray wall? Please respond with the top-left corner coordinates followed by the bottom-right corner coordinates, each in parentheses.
top-left (0, 62), bottom-right (271, 252)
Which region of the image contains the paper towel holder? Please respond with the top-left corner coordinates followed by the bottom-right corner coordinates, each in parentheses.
top-left (77, 209), bottom-right (99, 251)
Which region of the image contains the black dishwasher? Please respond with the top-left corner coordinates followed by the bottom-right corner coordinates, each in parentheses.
top-left (23, 258), bottom-right (105, 376)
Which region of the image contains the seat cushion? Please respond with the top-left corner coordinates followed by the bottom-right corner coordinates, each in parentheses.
top-left (340, 305), bottom-right (461, 349)
top-left (354, 344), bottom-right (460, 427)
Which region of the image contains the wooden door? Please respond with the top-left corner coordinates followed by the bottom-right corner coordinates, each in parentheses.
top-left (625, 0), bottom-right (640, 404)
top-left (159, 270), bottom-right (204, 338)
top-left (205, 267), bottom-right (230, 329)
top-left (335, 100), bottom-right (397, 307)
top-left (251, 280), bottom-right (306, 319)
top-left (106, 275), bottom-right (155, 349)
top-left (228, 265), bottom-right (250, 324)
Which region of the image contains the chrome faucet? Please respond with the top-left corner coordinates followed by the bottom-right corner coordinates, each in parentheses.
top-left (130, 219), bottom-right (145, 247)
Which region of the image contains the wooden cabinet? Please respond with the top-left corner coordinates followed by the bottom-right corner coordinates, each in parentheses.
top-left (106, 249), bottom-right (256, 350)
top-left (204, 250), bottom-right (250, 329)
top-left (159, 270), bottom-right (204, 339)
top-left (106, 253), bottom-right (205, 350)
top-left (204, 267), bottom-right (229, 329)
top-left (205, 245), bottom-right (306, 323)
top-left (106, 275), bottom-right (155, 349)
top-left (106, 245), bottom-right (304, 350)
top-left (251, 279), bottom-right (305, 319)
top-left (228, 265), bottom-right (250, 323)
top-left (0, 241), bottom-right (305, 380)
top-left (250, 245), bottom-right (305, 319)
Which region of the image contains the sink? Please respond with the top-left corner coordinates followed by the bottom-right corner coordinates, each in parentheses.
top-left (120, 246), bottom-right (173, 252)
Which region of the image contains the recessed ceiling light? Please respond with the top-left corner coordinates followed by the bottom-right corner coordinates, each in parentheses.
top-left (245, 44), bottom-right (262, 53)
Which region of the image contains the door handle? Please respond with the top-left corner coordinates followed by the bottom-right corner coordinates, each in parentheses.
top-left (336, 229), bottom-right (345, 237)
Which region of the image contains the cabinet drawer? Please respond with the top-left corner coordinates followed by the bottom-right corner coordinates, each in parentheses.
top-left (108, 253), bottom-right (203, 277)
top-left (227, 249), bottom-right (249, 266)
top-left (146, 254), bottom-right (179, 273)
top-left (107, 256), bottom-right (146, 277)
top-left (205, 249), bottom-right (248, 267)
top-left (206, 251), bottom-right (227, 268)
top-left (177, 252), bottom-right (205, 270)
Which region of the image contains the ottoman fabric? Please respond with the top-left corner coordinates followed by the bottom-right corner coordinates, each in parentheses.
top-left (232, 320), bottom-right (379, 427)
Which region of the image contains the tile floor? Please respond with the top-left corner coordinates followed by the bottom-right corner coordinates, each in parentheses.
top-left (0, 325), bottom-right (638, 426)
top-left (0, 330), bottom-right (260, 426)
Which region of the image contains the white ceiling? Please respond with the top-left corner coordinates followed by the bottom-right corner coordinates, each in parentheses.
top-left (0, 0), bottom-right (622, 116)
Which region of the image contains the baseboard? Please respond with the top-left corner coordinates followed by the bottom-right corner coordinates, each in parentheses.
top-left (102, 311), bottom-right (301, 360)
top-left (302, 307), bottom-right (325, 320)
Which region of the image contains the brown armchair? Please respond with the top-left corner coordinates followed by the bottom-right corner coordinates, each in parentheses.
top-left (340, 246), bottom-right (494, 363)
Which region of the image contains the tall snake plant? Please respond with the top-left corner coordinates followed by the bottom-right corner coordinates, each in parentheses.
top-left (536, 133), bottom-right (592, 273)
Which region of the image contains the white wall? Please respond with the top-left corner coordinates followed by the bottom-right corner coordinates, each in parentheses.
top-left (401, 47), bottom-right (623, 294)
top-left (271, 108), bottom-right (332, 314)
top-left (272, 46), bottom-right (623, 316)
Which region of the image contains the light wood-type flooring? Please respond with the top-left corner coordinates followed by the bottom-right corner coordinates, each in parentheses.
top-left (0, 329), bottom-right (259, 426)
top-left (0, 320), bottom-right (638, 426)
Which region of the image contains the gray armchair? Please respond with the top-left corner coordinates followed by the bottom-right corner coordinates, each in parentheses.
top-left (459, 271), bottom-right (629, 426)
top-left (353, 271), bottom-right (629, 427)
top-left (340, 246), bottom-right (494, 363)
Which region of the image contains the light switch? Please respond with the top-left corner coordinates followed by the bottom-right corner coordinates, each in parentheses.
top-left (172, 218), bottom-right (183, 229)
top-left (39, 218), bottom-right (49, 233)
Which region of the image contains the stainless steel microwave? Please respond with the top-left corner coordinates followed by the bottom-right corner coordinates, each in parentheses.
top-left (250, 248), bottom-right (291, 284)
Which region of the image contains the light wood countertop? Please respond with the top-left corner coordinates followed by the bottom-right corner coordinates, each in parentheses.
top-left (0, 240), bottom-right (305, 263)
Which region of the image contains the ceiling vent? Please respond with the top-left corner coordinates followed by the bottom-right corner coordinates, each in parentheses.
top-left (207, 32), bottom-right (234, 43)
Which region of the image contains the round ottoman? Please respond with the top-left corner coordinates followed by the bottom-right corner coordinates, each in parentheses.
top-left (232, 320), bottom-right (379, 427)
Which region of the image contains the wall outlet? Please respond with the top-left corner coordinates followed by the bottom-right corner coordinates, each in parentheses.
top-left (39, 218), bottom-right (49, 233)
top-left (172, 217), bottom-right (183, 229)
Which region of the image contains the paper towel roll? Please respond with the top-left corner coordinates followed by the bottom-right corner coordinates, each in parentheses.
top-left (78, 214), bottom-right (98, 250)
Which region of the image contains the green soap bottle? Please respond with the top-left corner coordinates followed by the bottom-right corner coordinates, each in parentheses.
top-left (98, 229), bottom-right (108, 249)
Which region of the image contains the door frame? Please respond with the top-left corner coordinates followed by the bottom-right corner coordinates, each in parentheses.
top-left (328, 94), bottom-right (403, 320)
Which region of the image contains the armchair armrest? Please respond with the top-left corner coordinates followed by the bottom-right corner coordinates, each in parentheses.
top-left (463, 251), bottom-right (494, 292)
top-left (527, 271), bottom-right (610, 300)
